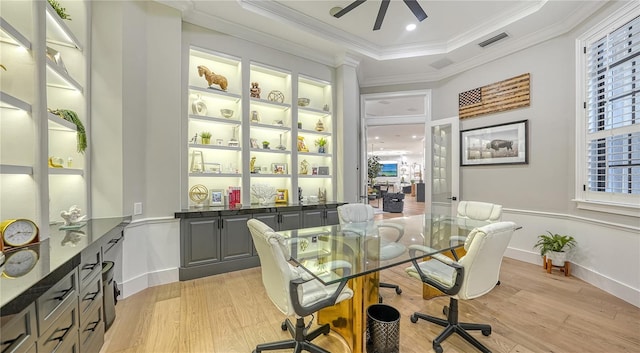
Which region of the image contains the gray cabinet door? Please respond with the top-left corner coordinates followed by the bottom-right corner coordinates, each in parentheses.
top-left (221, 214), bottom-right (253, 261)
top-left (279, 211), bottom-right (301, 230)
top-left (252, 213), bottom-right (278, 230)
top-left (182, 217), bottom-right (220, 266)
top-left (325, 209), bottom-right (339, 225)
top-left (302, 210), bottom-right (324, 228)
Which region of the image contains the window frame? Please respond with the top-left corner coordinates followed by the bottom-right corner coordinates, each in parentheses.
top-left (575, 2), bottom-right (640, 217)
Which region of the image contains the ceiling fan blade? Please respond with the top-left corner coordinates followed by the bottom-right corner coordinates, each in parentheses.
top-left (333, 0), bottom-right (367, 18)
top-left (403, 0), bottom-right (428, 22)
top-left (373, 0), bottom-right (390, 31)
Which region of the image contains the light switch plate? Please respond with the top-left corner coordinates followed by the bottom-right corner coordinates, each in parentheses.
top-left (134, 202), bottom-right (143, 215)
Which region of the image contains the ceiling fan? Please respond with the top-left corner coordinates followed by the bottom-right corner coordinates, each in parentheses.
top-left (332, 0), bottom-right (428, 31)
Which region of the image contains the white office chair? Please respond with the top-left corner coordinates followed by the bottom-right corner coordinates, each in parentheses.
top-left (451, 201), bottom-right (503, 258)
top-left (247, 219), bottom-right (354, 353)
top-left (337, 204), bottom-right (405, 299)
top-left (405, 221), bottom-right (516, 353)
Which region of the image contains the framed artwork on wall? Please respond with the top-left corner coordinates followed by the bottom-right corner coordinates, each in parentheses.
top-left (460, 120), bottom-right (528, 166)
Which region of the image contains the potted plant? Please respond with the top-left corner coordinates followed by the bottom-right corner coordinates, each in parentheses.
top-left (314, 137), bottom-right (327, 153)
top-left (262, 140), bottom-right (270, 149)
top-left (367, 155), bottom-right (381, 187)
top-left (200, 131), bottom-right (212, 144)
top-left (533, 231), bottom-right (577, 266)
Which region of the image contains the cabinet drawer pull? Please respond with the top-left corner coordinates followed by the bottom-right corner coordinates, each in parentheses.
top-left (82, 262), bottom-right (99, 271)
top-left (54, 287), bottom-right (73, 301)
top-left (85, 319), bottom-right (100, 332)
top-left (48, 323), bottom-right (73, 343)
top-left (83, 290), bottom-right (100, 302)
top-left (1, 333), bottom-right (25, 352)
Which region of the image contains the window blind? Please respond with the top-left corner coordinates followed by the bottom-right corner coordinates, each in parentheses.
top-left (585, 15), bottom-right (640, 195)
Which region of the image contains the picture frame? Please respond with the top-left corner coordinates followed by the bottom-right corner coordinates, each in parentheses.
top-left (210, 189), bottom-right (224, 206)
top-left (272, 163), bottom-right (288, 175)
top-left (204, 162), bottom-right (221, 173)
top-left (318, 166), bottom-right (329, 175)
top-left (250, 138), bottom-right (259, 149)
top-left (275, 189), bottom-right (288, 204)
top-left (460, 120), bottom-right (528, 166)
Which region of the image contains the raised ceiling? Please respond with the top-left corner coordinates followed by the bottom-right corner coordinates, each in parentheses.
top-left (161, 0), bottom-right (609, 86)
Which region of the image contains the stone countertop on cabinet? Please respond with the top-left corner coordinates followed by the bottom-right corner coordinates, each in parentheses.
top-left (174, 201), bottom-right (348, 219)
top-left (0, 216), bottom-right (131, 316)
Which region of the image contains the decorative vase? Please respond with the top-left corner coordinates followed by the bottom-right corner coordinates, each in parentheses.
top-left (318, 146), bottom-right (326, 153)
top-left (547, 251), bottom-right (567, 266)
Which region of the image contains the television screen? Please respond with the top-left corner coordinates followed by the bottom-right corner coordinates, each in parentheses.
top-left (378, 163), bottom-right (398, 177)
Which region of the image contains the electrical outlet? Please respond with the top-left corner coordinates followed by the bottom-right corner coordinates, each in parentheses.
top-left (134, 202), bottom-right (143, 215)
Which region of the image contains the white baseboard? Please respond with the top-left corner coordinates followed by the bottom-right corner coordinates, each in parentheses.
top-left (120, 267), bottom-right (179, 299)
top-left (505, 248), bottom-right (640, 308)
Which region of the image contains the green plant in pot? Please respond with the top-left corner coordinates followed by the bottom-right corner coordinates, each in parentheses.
top-left (367, 155), bottom-right (381, 187)
top-left (262, 141), bottom-right (270, 149)
top-left (533, 231), bottom-right (577, 266)
top-left (314, 137), bottom-right (327, 153)
top-left (200, 131), bottom-right (212, 144)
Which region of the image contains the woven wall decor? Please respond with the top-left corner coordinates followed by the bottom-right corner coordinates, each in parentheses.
top-left (458, 73), bottom-right (530, 119)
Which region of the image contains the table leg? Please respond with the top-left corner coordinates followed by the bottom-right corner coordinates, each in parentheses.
top-left (318, 272), bottom-right (379, 353)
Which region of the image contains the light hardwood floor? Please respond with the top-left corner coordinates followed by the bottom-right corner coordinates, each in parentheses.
top-left (102, 196), bottom-right (640, 353)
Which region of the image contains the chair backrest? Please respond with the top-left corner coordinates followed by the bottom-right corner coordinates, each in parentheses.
top-left (457, 201), bottom-right (502, 222)
top-left (337, 203), bottom-right (374, 223)
top-left (247, 218), bottom-right (296, 316)
top-left (457, 221), bottom-right (515, 300)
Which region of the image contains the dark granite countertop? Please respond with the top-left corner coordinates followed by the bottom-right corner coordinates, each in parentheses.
top-left (175, 201), bottom-right (347, 218)
top-left (0, 216), bottom-right (131, 315)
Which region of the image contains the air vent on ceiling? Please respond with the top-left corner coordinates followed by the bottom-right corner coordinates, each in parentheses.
top-left (430, 58), bottom-right (454, 70)
top-left (478, 32), bottom-right (509, 48)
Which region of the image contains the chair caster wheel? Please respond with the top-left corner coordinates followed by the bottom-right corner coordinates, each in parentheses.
top-left (442, 306), bottom-right (449, 317)
top-left (496, 280), bottom-right (501, 285)
top-left (433, 344), bottom-right (443, 353)
top-left (395, 287), bottom-right (402, 294)
top-left (482, 329), bottom-right (492, 336)
top-left (281, 322), bottom-right (287, 331)
top-left (410, 314), bottom-right (418, 323)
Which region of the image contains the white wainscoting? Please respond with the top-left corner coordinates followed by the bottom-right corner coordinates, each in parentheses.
top-left (120, 217), bottom-right (180, 298)
top-left (502, 209), bottom-right (640, 307)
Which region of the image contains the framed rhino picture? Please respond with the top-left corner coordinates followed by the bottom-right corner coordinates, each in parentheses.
top-left (460, 120), bottom-right (528, 166)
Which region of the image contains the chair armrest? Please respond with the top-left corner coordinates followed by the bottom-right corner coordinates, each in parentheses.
top-left (407, 245), bottom-right (464, 295)
top-left (377, 223), bottom-right (405, 243)
top-left (289, 277), bottom-right (350, 317)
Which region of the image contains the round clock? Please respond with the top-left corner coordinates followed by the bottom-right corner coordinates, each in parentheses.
top-left (1, 219), bottom-right (39, 248)
top-left (2, 249), bottom-right (38, 278)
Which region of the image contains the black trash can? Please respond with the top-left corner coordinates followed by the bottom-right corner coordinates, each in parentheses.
top-left (102, 261), bottom-right (116, 330)
top-left (366, 304), bottom-right (400, 353)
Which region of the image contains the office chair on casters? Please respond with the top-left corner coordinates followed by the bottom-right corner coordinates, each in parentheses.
top-left (337, 204), bottom-right (405, 301)
top-left (247, 219), bottom-right (354, 353)
top-left (405, 221), bottom-right (517, 353)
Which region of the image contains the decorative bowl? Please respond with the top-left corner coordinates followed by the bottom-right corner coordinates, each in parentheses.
top-left (220, 109), bottom-right (234, 118)
top-left (297, 98), bottom-right (310, 107)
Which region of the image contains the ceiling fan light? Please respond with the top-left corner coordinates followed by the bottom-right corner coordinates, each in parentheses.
top-left (406, 23), bottom-right (416, 31)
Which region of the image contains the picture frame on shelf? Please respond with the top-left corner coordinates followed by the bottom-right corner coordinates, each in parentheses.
top-left (312, 167), bottom-right (318, 175)
top-left (272, 163), bottom-right (288, 175)
top-left (204, 162), bottom-right (221, 174)
top-left (275, 189), bottom-right (288, 204)
top-left (460, 119), bottom-right (528, 166)
top-left (210, 189), bottom-right (224, 206)
top-left (318, 166), bottom-right (329, 175)
top-left (250, 138), bottom-right (259, 149)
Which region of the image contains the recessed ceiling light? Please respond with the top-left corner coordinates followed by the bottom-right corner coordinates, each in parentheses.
top-left (375, 136), bottom-right (379, 140)
top-left (406, 24), bottom-right (416, 31)
top-left (412, 135), bottom-right (417, 139)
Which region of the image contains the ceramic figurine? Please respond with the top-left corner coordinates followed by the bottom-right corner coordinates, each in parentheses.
top-left (250, 82), bottom-right (261, 98)
top-left (60, 205), bottom-right (87, 226)
top-left (197, 65), bottom-right (228, 91)
top-left (315, 119), bottom-right (325, 132)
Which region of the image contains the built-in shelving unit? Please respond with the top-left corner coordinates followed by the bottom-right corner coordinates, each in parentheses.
top-left (184, 45), bottom-right (336, 207)
top-left (45, 0), bottom-right (89, 225)
top-left (1, 1), bottom-right (91, 232)
top-left (1, 1), bottom-right (37, 222)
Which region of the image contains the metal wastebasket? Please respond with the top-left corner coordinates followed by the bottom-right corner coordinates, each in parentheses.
top-left (366, 304), bottom-right (400, 353)
top-left (102, 261), bottom-right (116, 330)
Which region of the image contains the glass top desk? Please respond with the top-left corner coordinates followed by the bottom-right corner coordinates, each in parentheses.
top-left (279, 213), bottom-right (490, 353)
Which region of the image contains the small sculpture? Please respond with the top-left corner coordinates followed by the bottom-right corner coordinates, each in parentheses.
top-left (250, 156), bottom-right (257, 173)
top-left (297, 136), bottom-right (308, 152)
top-left (300, 159), bottom-right (309, 174)
top-left (251, 184), bottom-right (277, 206)
top-left (250, 82), bottom-right (261, 98)
top-left (197, 65), bottom-right (228, 91)
top-left (298, 187), bottom-right (304, 203)
top-left (315, 119), bottom-right (325, 132)
top-left (60, 205), bottom-right (87, 226)
top-left (189, 133), bottom-right (198, 143)
top-left (318, 188), bottom-right (327, 203)
top-left (268, 90), bottom-right (285, 103)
